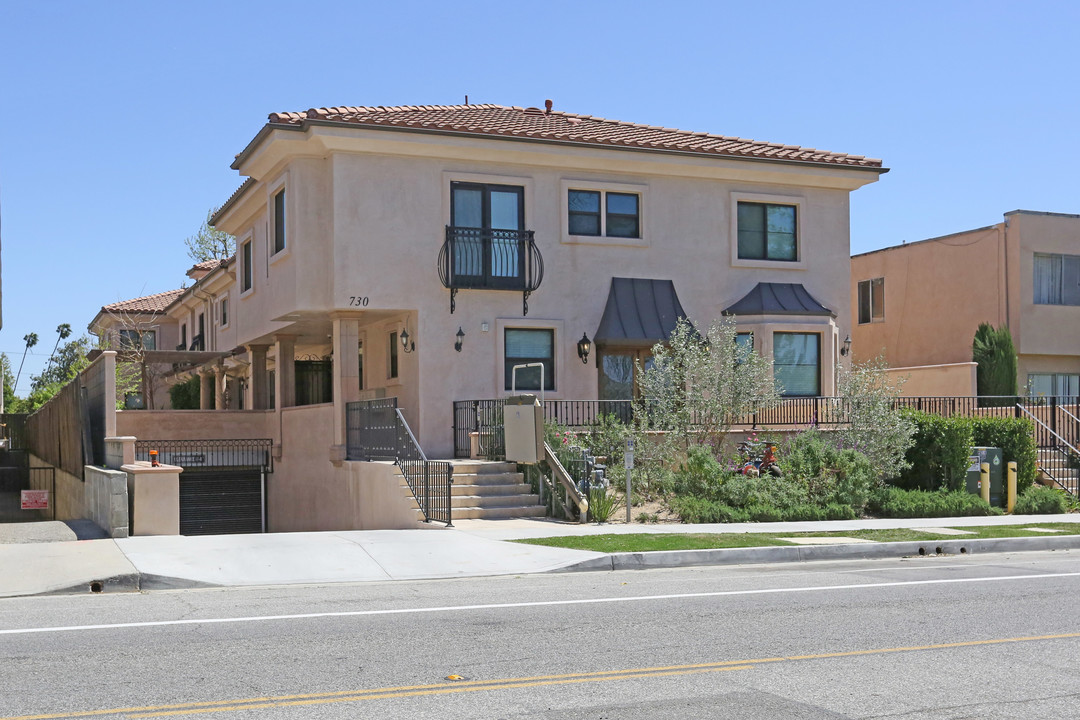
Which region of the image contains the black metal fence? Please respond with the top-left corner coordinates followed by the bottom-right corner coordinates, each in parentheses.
top-left (134, 438), bottom-right (274, 472)
top-left (347, 398), bottom-right (452, 525)
top-left (453, 396), bottom-right (1080, 459)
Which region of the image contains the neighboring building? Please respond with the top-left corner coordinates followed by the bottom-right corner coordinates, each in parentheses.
top-left (88, 288), bottom-right (184, 409)
top-left (107, 102), bottom-right (885, 531)
top-left (850, 210), bottom-right (1080, 396)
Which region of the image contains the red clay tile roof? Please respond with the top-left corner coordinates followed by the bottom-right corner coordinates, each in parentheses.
top-left (102, 289), bottom-right (185, 314)
top-left (191, 259), bottom-right (222, 272)
top-left (266, 104), bottom-right (883, 169)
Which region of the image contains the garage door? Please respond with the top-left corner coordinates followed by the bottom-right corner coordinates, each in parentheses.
top-left (179, 469), bottom-right (264, 535)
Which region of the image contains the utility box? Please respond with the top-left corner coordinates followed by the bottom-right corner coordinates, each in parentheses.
top-left (504, 395), bottom-right (544, 464)
top-left (966, 447), bottom-right (1004, 506)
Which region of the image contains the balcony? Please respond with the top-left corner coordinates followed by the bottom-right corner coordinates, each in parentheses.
top-left (438, 226), bottom-right (544, 315)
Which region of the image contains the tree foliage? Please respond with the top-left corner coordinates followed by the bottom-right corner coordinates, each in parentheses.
top-left (973, 322), bottom-right (1018, 400)
top-left (836, 358), bottom-right (916, 482)
top-left (632, 316), bottom-right (779, 458)
top-left (184, 207), bottom-right (235, 263)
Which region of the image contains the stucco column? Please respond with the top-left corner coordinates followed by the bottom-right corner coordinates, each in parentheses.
top-left (247, 344), bottom-right (269, 410)
top-left (330, 315), bottom-right (362, 454)
top-left (274, 335), bottom-right (296, 409)
top-left (214, 364), bottom-right (227, 411)
top-left (198, 369), bottom-right (214, 410)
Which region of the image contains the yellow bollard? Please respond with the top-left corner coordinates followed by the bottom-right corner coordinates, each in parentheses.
top-left (1007, 461), bottom-right (1017, 514)
top-left (980, 462), bottom-right (991, 504)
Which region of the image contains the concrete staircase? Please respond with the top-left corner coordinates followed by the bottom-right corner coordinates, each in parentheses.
top-left (1037, 448), bottom-right (1080, 493)
top-left (399, 460), bottom-right (546, 521)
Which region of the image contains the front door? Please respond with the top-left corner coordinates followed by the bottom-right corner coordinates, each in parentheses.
top-left (598, 349), bottom-right (654, 401)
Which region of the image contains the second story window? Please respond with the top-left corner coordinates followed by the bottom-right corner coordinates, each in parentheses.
top-left (220, 297), bottom-right (229, 327)
top-left (1034, 253), bottom-right (1080, 306)
top-left (273, 188), bottom-right (286, 254)
top-left (567, 190), bottom-right (640, 238)
top-left (241, 239), bottom-right (253, 293)
top-left (450, 182), bottom-right (525, 282)
top-left (737, 202), bottom-right (797, 261)
top-left (119, 329), bottom-right (156, 350)
top-left (858, 278), bottom-right (885, 323)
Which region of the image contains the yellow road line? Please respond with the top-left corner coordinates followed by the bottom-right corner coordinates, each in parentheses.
top-left (5, 632), bottom-right (1079, 720)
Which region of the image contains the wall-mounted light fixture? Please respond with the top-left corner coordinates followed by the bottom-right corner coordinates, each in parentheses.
top-left (840, 335), bottom-right (852, 357)
top-left (455, 326), bottom-right (465, 353)
top-left (401, 327), bottom-right (415, 353)
top-left (577, 332), bottom-right (592, 365)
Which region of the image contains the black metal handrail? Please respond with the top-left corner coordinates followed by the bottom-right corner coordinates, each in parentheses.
top-left (1016, 404), bottom-right (1080, 494)
top-left (134, 438), bottom-right (273, 472)
top-left (189, 335), bottom-right (205, 352)
top-left (346, 399), bottom-right (452, 525)
top-left (438, 226), bottom-right (544, 315)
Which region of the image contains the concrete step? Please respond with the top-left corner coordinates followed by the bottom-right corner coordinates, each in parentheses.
top-left (451, 472), bottom-right (525, 486)
top-left (447, 461), bottom-right (519, 475)
top-left (451, 493), bottom-right (540, 509)
top-left (451, 505), bottom-right (548, 520)
top-left (451, 482), bottom-right (533, 497)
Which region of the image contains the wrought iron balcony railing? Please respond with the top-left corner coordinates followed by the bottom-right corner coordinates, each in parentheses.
top-left (438, 226), bottom-right (544, 315)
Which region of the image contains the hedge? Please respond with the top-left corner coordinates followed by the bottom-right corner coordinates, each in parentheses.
top-left (896, 410), bottom-right (973, 491)
top-left (970, 416), bottom-right (1037, 496)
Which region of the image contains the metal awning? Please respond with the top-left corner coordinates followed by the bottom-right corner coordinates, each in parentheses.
top-left (723, 283), bottom-right (835, 317)
top-left (594, 277), bottom-right (690, 347)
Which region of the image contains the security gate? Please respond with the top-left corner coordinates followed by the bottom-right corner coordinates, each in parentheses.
top-left (135, 439), bottom-right (272, 536)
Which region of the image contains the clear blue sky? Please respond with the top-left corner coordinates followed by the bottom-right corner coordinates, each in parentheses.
top-left (2, 1), bottom-right (1077, 394)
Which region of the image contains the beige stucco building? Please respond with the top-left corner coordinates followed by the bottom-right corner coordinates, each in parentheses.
top-left (94, 102), bottom-right (885, 531)
top-left (850, 210), bottom-right (1080, 397)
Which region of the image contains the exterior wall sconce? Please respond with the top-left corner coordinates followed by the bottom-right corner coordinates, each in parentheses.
top-left (577, 332), bottom-right (592, 365)
top-left (840, 335), bottom-right (852, 357)
top-left (455, 326), bottom-right (465, 352)
top-left (401, 328), bottom-right (415, 353)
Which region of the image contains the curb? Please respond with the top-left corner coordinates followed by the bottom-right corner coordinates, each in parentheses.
top-left (36, 571), bottom-right (142, 598)
top-left (554, 535), bottom-right (1080, 573)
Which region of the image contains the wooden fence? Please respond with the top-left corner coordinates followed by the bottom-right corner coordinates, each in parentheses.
top-left (25, 353), bottom-right (115, 479)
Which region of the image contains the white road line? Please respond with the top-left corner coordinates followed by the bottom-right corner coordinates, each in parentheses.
top-left (4, 571), bottom-right (1080, 636)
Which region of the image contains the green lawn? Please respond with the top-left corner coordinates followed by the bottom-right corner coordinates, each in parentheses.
top-left (512, 523), bottom-right (1080, 553)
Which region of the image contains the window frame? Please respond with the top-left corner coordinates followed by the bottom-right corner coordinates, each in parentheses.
top-left (561, 179), bottom-right (648, 247)
top-left (773, 331), bottom-right (821, 397)
top-left (857, 277), bottom-right (885, 324)
top-left (219, 296), bottom-right (229, 328)
top-left (239, 236), bottom-right (254, 295)
top-left (730, 191), bottom-right (806, 269)
top-left (272, 187), bottom-right (286, 256)
top-left (503, 327), bottom-right (555, 392)
top-left (1034, 252), bottom-right (1080, 306)
top-left (388, 331), bottom-right (399, 380)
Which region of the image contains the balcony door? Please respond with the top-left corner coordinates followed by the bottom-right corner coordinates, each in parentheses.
top-left (451, 182), bottom-right (524, 288)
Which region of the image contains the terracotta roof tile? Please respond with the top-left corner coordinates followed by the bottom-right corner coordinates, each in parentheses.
top-left (266, 104), bottom-right (883, 168)
top-left (102, 289), bottom-right (185, 314)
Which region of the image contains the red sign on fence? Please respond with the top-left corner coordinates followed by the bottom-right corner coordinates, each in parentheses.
top-left (21, 490), bottom-right (49, 510)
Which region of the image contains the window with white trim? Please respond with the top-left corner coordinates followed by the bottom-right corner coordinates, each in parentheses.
top-left (272, 188), bottom-right (286, 255)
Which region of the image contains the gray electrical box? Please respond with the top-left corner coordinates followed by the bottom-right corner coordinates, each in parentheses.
top-left (966, 447), bottom-right (1004, 506)
top-left (504, 395), bottom-right (544, 464)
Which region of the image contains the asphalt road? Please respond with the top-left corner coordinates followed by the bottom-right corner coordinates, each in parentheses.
top-left (2, 551), bottom-right (1080, 719)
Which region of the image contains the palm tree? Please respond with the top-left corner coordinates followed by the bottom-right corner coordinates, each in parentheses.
top-left (45, 324), bottom-right (72, 374)
top-left (14, 333), bottom-right (38, 393)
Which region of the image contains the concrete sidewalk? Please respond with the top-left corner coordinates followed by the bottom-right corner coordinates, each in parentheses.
top-left (1, 514), bottom-right (1078, 598)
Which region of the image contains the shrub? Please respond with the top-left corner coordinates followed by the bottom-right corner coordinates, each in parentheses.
top-left (970, 416), bottom-right (1038, 495)
top-left (973, 323), bottom-right (1018, 401)
top-left (169, 376), bottom-right (201, 410)
top-left (581, 412), bottom-right (629, 467)
top-left (896, 411), bottom-right (973, 492)
top-left (836, 359), bottom-right (916, 481)
top-left (868, 487), bottom-right (1000, 518)
top-left (778, 429), bottom-right (876, 510)
top-left (588, 487), bottom-right (622, 523)
top-left (670, 445), bottom-right (726, 500)
top-left (1014, 486), bottom-right (1069, 515)
top-left (668, 497), bottom-right (750, 524)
